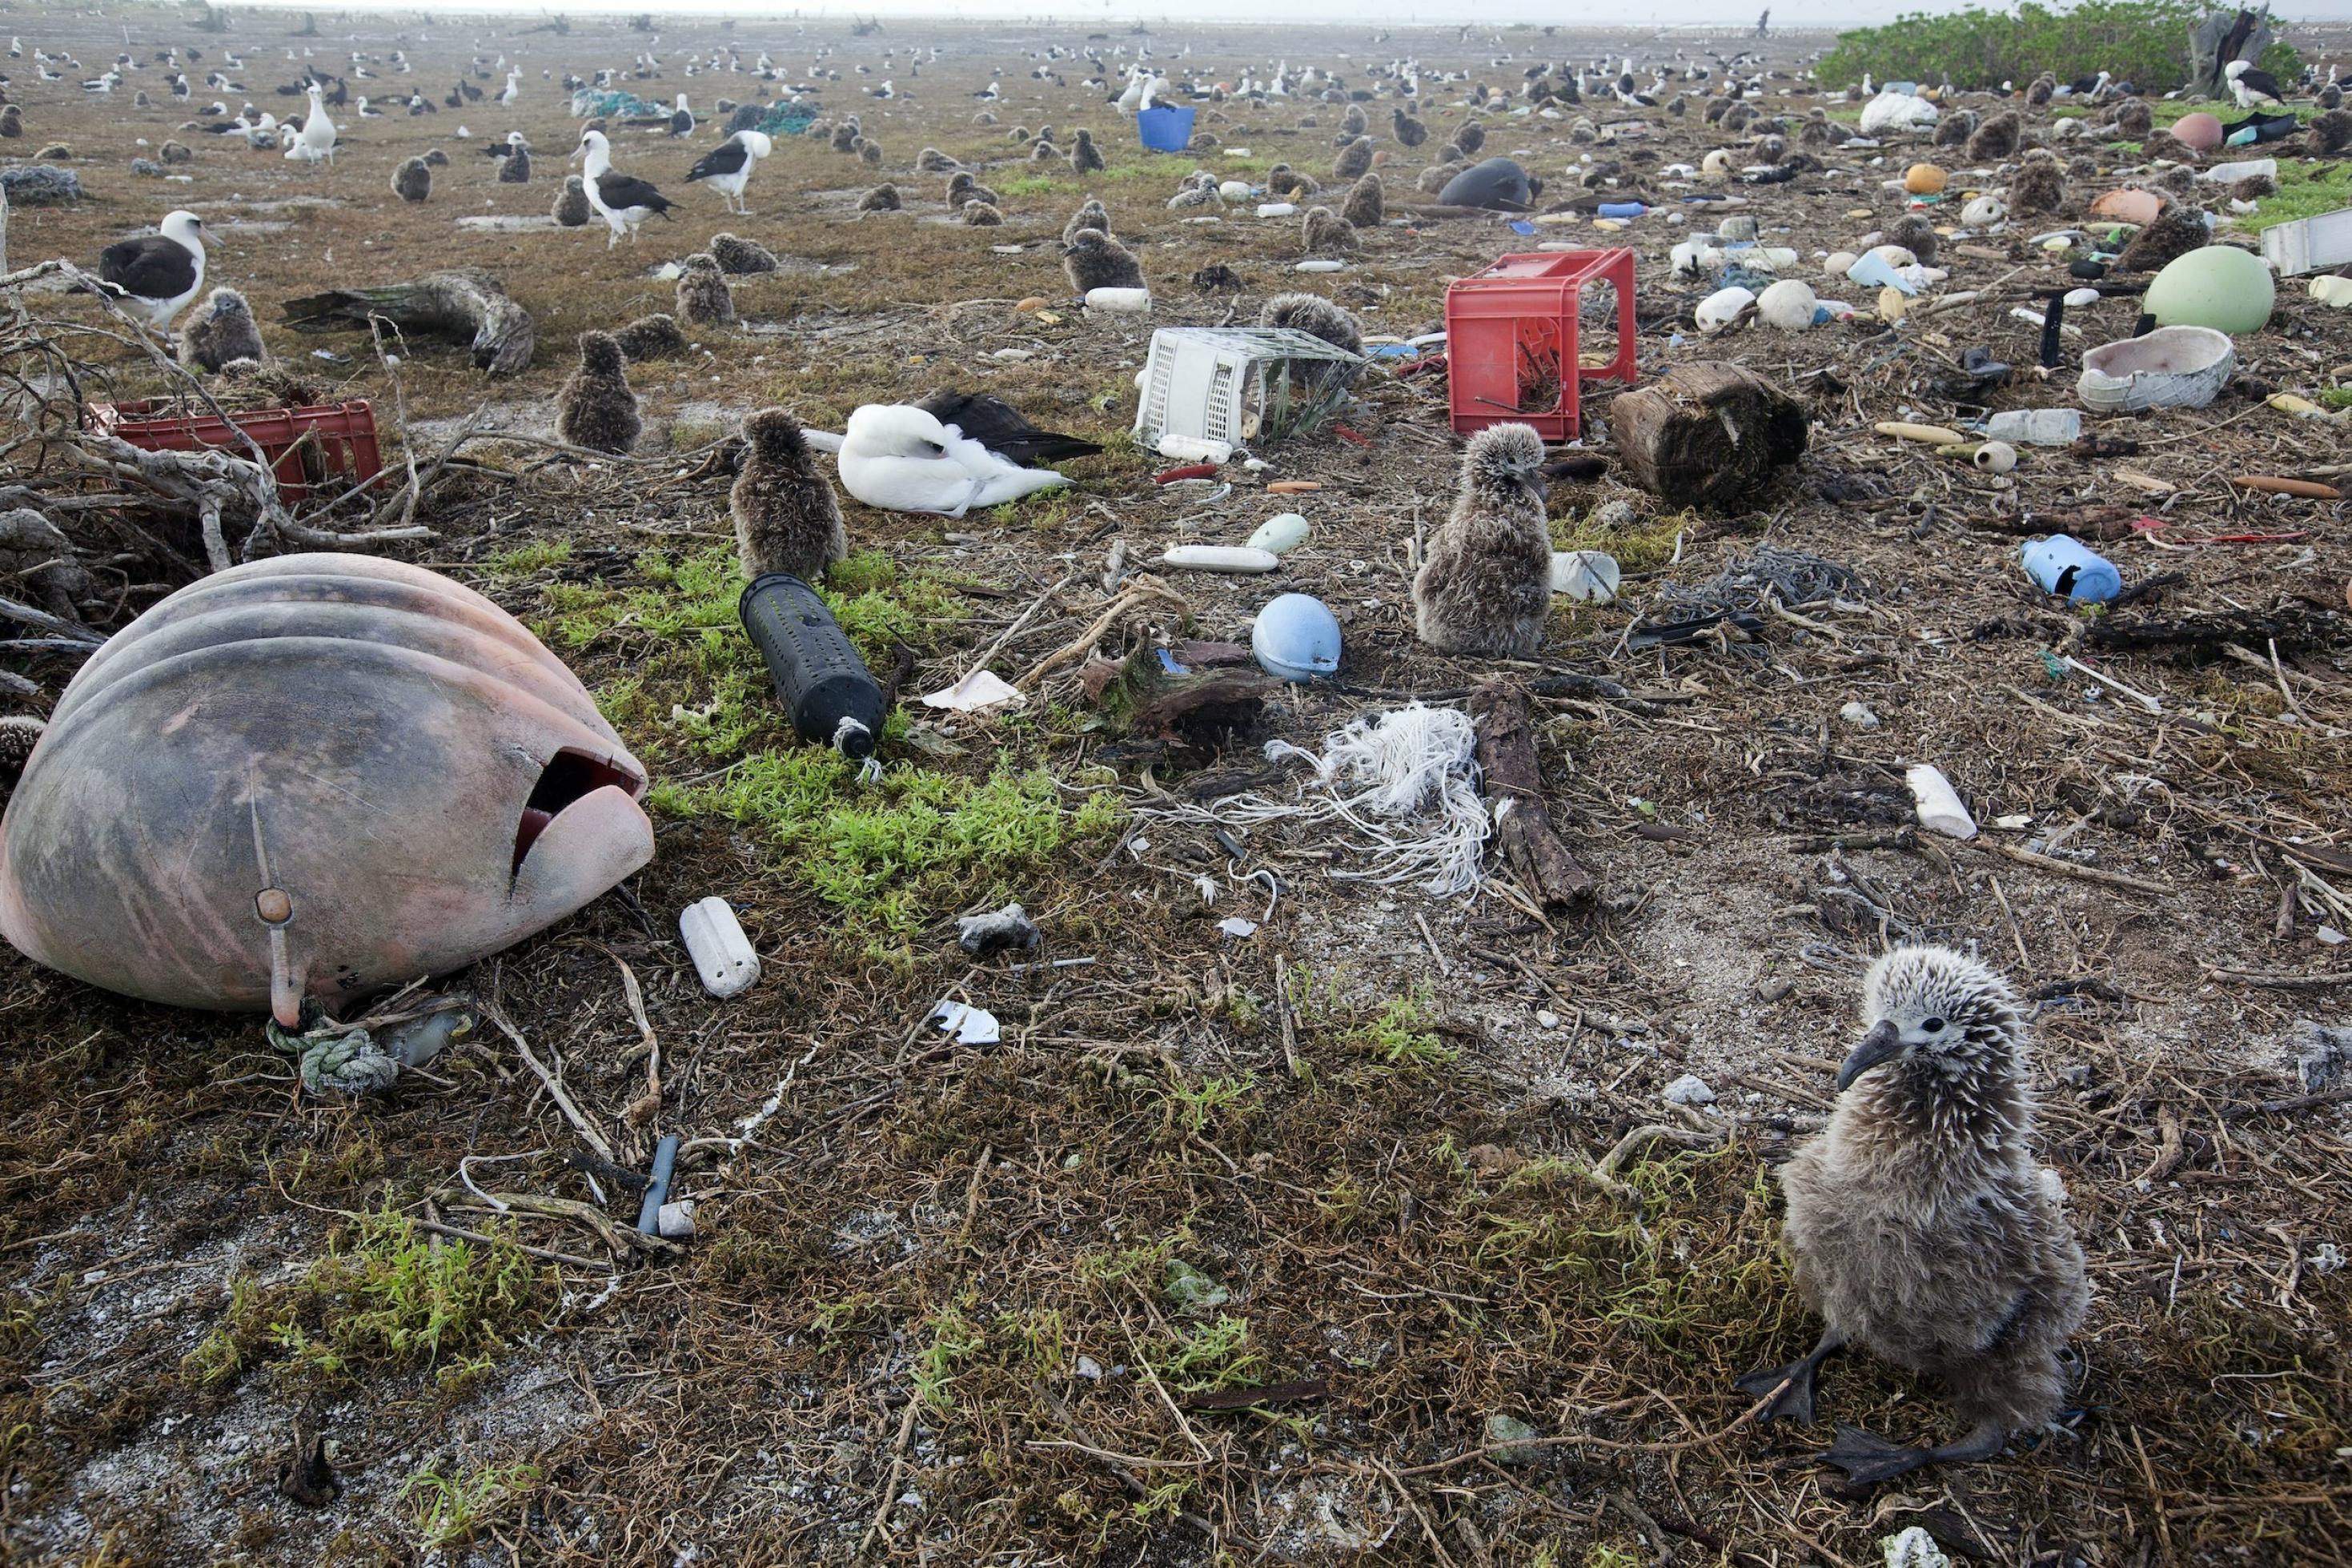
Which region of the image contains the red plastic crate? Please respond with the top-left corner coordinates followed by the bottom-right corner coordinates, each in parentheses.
top-left (1443, 249), bottom-right (1639, 441)
top-left (82, 398), bottom-right (384, 502)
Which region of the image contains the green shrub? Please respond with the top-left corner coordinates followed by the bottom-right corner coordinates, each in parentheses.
top-left (1817, 2), bottom-right (2267, 96)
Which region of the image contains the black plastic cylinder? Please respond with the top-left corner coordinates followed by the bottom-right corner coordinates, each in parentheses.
top-left (738, 574), bottom-right (885, 760)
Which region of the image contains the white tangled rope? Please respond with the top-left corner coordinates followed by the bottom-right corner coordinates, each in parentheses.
top-left (1142, 704), bottom-right (1490, 896)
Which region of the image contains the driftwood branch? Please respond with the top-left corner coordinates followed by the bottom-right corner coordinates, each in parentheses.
top-left (282, 268), bottom-right (535, 376)
top-left (1471, 677), bottom-right (1593, 908)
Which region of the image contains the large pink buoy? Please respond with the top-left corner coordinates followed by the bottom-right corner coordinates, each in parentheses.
top-left (2173, 112), bottom-right (2226, 152)
top-left (0, 555), bottom-right (653, 1024)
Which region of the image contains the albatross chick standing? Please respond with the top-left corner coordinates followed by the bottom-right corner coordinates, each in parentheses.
top-left (732, 407), bottom-right (846, 582)
top-left (1411, 422), bottom-right (1551, 657)
top-left (1738, 945), bottom-right (2089, 1486)
top-left (557, 331), bottom-right (640, 455)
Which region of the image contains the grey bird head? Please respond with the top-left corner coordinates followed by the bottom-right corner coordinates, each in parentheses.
top-left (577, 330), bottom-right (624, 375)
top-left (1840, 945), bottom-right (2027, 1092)
top-left (1464, 422), bottom-right (1547, 502)
top-left (742, 406), bottom-right (811, 462)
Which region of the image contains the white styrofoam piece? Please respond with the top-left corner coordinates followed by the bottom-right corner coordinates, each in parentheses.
top-left (680, 896), bottom-right (761, 997)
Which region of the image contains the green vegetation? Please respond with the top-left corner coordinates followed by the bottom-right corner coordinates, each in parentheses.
top-left (1817, 2), bottom-right (2299, 96)
top-left (183, 1209), bottom-right (545, 1388)
top-left (404, 1460), bottom-right (542, 1550)
top-left (1147, 1313), bottom-right (1265, 1393)
top-left (660, 752), bottom-right (1117, 931)
top-left (528, 544), bottom-right (965, 672)
top-left (1166, 1072), bottom-right (1254, 1137)
top-left (1552, 506), bottom-right (1687, 571)
top-left (1471, 1151), bottom-right (1789, 1352)
top-left (483, 538), bottom-right (573, 575)
top-left (2230, 161), bottom-right (2352, 234)
top-left (1351, 985), bottom-right (1456, 1070)
top-left (913, 1301), bottom-right (984, 1410)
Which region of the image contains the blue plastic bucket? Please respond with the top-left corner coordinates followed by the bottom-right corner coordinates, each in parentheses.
top-left (1136, 104), bottom-right (1196, 153)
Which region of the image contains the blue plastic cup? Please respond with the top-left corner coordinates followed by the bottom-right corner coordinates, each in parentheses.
top-left (2021, 534), bottom-right (2121, 604)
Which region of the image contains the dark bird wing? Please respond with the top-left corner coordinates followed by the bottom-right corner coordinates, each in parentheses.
top-left (596, 171), bottom-right (675, 215)
top-left (2241, 66), bottom-right (2283, 98)
top-left (97, 235), bottom-right (195, 299)
top-left (917, 391), bottom-right (1102, 464)
top-left (685, 138), bottom-right (748, 181)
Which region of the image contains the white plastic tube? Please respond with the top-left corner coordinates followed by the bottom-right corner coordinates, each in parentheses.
top-left (1160, 544), bottom-right (1282, 574)
top-left (1905, 764), bottom-right (1978, 840)
top-left (680, 896), bottom-right (761, 997)
top-left (1085, 287), bottom-right (1153, 313)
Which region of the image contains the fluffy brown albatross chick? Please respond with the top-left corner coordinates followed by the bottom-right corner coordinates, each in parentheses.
top-left (1738, 945), bottom-right (2089, 1486)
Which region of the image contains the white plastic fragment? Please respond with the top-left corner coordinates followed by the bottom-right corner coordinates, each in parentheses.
top-left (922, 669), bottom-right (1025, 712)
top-left (1216, 916), bottom-right (1259, 938)
top-left (679, 897), bottom-right (761, 998)
top-left (1084, 287), bottom-right (1152, 313)
top-left (1157, 432), bottom-right (1234, 463)
top-left (656, 1200), bottom-right (697, 1241)
top-left (1247, 512), bottom-right (1310, 555)
top-left (1884, 1526), bottom-right (1953, 1568)
top-left (930, 1000), bottom-right (1001, 1045)
top-left (1696, 286), bottom-right (1755, 332)
top-left (1905, 764), bottom-right (1978, 840)
top-left (1549, 549), bottom-right (1620, 603)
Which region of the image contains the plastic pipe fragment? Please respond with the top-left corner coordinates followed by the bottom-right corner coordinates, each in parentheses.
top-left (637, 1133), bottom-right (680, 1236)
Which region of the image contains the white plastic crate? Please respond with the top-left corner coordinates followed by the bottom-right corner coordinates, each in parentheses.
top-left (1132, 327), bottom-right (1363, 456)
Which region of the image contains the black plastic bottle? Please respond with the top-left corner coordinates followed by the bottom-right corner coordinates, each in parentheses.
top-left (737, 574), bottom-right (885, 760)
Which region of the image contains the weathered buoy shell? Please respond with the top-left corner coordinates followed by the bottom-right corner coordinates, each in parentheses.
top-left (0, 555), bottom-right (653, 1024)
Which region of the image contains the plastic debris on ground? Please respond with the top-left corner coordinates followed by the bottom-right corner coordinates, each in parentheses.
top-left (922, 669), bottom-right (1026, 712)
top-left (929, 1000), bottom-right (1001, 1045)
top-left (957, 902), bottom-right (1041, 958)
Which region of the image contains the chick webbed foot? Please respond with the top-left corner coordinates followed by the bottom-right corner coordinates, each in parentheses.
top-left (1821, 1419), bottom-right (2004, 1486)
top-left (1736, 1332), bottom-right (1843, 1426)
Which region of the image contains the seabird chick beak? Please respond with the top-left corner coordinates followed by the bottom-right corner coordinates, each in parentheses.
top-left (1836, 1018), bottom-right (1903, 1092)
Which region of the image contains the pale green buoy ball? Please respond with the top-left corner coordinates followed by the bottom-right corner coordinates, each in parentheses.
top-left (2144, 245), bottom-right (2275, 335)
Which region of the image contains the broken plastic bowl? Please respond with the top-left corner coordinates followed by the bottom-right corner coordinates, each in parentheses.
top-left (2077, 325), bottom-right (2236, 412)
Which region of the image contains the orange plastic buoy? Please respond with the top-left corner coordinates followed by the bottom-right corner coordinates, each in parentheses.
top-left (1013, 297), bottom-right (1049, 315)
top-left (1904, 162), bottom-right (1947, 195)
top-left (2090, 188), bottom-right (2163, 226)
